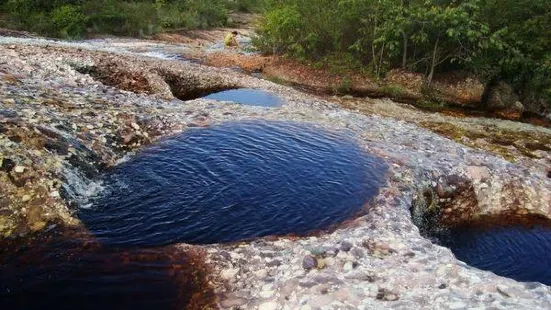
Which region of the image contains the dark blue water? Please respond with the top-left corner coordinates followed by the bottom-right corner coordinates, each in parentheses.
top-left (203, 88), bottom-right (282, 107)
top-left (80, 121), bottom-right (386, 246)
top-left (0, 229), bottom-right (214, 310)
top-left (439, 225), bottom-right (551, 285)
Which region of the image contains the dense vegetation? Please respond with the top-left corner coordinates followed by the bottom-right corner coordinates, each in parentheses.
top-left (1, 0), bottom-right (549, 112)
top-left (0, 0), bottom-right (258, 38)
top-left (255, 0), bottom-right (551, 111)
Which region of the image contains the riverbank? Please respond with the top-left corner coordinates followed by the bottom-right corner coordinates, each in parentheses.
top-left (1, 37), bottom-right (550, 309)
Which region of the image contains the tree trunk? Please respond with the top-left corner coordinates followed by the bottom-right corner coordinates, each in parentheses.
top-left (402, 32), bottom-right (408, 70)
top-left (427, 37), bottom-right (439, 86)
top-left (377, 42), bottom-right (385, 78)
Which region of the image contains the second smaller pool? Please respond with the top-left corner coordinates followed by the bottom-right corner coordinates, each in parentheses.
top-left (437, 225), bottom-right (551, 285)
top-left (203, 89), bottom-right (282, 107)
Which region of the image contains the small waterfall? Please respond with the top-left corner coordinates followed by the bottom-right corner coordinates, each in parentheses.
top-left (60, 164), bottom-right (104, 209)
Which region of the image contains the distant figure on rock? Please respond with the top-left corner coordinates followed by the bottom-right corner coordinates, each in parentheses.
top-left (224, 31), bottom-right (240, 48)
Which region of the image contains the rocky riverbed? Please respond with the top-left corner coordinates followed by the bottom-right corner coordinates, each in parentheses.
top-left (1, 36), bottom-right (551, 309)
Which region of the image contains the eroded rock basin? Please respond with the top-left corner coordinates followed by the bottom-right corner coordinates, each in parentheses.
top-left (433, 224), bottom-right (551, 285)
top-left (1, 121), bottom-right (387, 309)
top-left (80, 121), bottom-right (386, 246)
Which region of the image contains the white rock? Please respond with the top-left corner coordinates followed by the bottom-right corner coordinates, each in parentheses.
top-left (221, 268), bottom-right (239, 280)
top-left (324, 257), bottom-right (335, 267)
top-left (14, 166), bottom-right (25, 173)
top-left (448, 301), bottom-right (467, 309)
top-left (343, 261), bottom-right (354, 272)
top-left (254, 269), bottom-right (268, 278)
top-left (258, 301), bottom-right (278, 310)
top-left (259, 290), bottom-right (275, 298)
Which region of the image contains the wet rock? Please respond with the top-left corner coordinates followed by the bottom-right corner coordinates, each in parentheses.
top-left (7, 135), bottom-right (22, 143)
top-left (44, 139), bottom-right (69, 155)
top-left (0, 158), bottom-right (15, 173)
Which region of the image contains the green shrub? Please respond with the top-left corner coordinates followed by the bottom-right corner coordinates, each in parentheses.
top-left (254, 0), bottom-right (550, 111)
top-left (0, 0), bottom-right (233, 38)
top-left (335, 77), bottom-right (352, 94)
top-left (380, 84), bottom-right (405, 99)
top-left (227, 0), bottom-right (266, 13)
top-left (51, 4), bottom-right (87, 38)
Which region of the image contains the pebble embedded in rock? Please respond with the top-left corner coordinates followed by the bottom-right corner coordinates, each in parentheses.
top-left (340, 240), bottom-right (353, 252)
top-left (343, 261), bottom-right (354, 272)
top-left (258, 301), bottom-right (278, 310)
top-left (14, 166), bottom-right (25, 173)
top-left (497, 285), bottom-right (512, 298)
top-left (324, 257), bottom-right (335, 267)
top-left (376, 288), bottom-right (399, 301)
top-left (221, 268), bottom-right (239, 280)
top-left (316, 258), bottom-right (325, 269)
top-left (302, 255), bottom-right (317, 270)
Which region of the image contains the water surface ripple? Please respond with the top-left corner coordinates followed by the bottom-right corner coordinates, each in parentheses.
top-left (439, 225), bottom-right (551, 285)
top-left (81, 121), bottom-right (387, 246)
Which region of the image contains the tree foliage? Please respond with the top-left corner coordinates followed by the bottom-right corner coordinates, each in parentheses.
top-left (256, 0), bottom-right (551, 109)
top-left (1, 0), bottom-right (232, 38)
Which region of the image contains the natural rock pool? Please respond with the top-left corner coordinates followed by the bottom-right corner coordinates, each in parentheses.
top-left (2, 121), bottom-right (386, 308)
top-left (0, 228), bottom-right (214, 310)
top-left (435, 225), bottom-right (551, 285)
top-left (202, 88), bottom-right (282, 107)
top-left (79, 121), bottom-right (387, 246)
